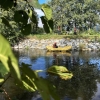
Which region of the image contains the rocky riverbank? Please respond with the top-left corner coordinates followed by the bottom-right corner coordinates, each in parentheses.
top-left (13, 38), bottom-right (100, 51)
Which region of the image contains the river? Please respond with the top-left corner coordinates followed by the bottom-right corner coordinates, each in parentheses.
top-left (13, 49), bottom-right (100, 100)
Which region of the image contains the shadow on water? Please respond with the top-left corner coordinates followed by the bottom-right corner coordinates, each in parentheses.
top-left (7, 49), bottom-right (100, 100)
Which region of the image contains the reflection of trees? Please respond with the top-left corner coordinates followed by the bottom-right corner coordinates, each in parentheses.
top-left (48, 63), bottom-right (100, 100)
top-left (13, 49), bottom-right (100, 99)
top-left (51, 52), bottom-right (72, 67)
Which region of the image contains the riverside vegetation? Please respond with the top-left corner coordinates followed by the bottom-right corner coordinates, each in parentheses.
top-left (14, 31), bottom-right (100, 51)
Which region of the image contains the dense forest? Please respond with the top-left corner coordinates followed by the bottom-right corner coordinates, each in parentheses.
top-left (49, 0), bottom-right (100, 32)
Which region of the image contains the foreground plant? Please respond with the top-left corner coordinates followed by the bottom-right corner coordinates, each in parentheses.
top-left (0, 34), bottom-right (73, 100)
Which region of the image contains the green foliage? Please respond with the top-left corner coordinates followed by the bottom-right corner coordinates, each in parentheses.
top-left (50, 0), bottom-right (100, 32)
top-left (0, 0), bottom-right (14, 10)
top-left (0, 0), bottom-right (39, 45)
top-left (21, 24), bottom-right (31, 35)
top-left (41, 16), bottom-right (50, 33)
top-left (41, 4), bottom-right (52, 20)
top-left (1, 17), bottom-right (12, 28)
top-left (0, 34), bottom-right (73, 100)
top-left (19, 63), bottom-right (60, 100)
top-left (27, 9), bottom-right (38, 24)
top-left (47, 65), bottom-right (73, 80)
top-left (14, 10), bottom-right (28, 24)
top-left (0, 34), bottom-right (21, 80)
top-left (48, 19), bottom-right (53, 30)
top-left (0, 79), bottom-right (4, 83)
top-left (41, 4), bottom-right (53, 33)
top-left (0, 62), bottom-right (8, 77)
top-left (0, 0), bottom-right (53, 42)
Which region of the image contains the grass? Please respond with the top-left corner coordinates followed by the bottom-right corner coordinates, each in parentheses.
top-left (26, 30), bottom-right (100, 40)
top-left (26, 34), bottom-right (100, 40)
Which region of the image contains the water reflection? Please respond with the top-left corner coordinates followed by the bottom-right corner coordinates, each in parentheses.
top-left (14, 49), bottom-right (100, 100)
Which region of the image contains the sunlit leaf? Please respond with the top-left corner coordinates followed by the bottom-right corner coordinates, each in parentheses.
top-left (58, 73), bottom-right (73, 80)
top-left (21, 63), bottom-right (51, 99)
top-left (27, 9), bottom-right (37, 23)
top-left (21, 63), bottom-right (60, 100)
top-left (21, 74), bottom-right (37, 91)
top-left (41, 4), bottom-right (52, 20)
top-left (27, 9), bottom-right (33, 18)
top-left (0, 34), bottom-right (21, 80)
top-left (48, 65), bottom-right (69, 73)
top-left (20, 63), bottom-right (38, 80)
top-left (47, 65), bottom-right (73, 80)
top-left (35, 70), bottom-right (43, 72)
top-left (0, 79), bottom-right (4, 83)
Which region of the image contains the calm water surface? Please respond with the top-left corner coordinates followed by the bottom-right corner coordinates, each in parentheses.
top-left (14, 49), bottom-right (100, 100)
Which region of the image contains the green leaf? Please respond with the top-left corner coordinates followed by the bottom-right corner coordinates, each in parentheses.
top-left (35, 78), bottom-right (52, 100)
top-left (31, 13), bottom-right (37, 23)
top-left (0, 62), bottom-right (8, 77)
top-left (21, 74), bottom-right (37, 91)
top-left (20, 63), bottom-right (38, 80)
top-left (41, 4), bottom-right (52, 20)
top-left (46, 80), bottom-right (60, 100)
top-left (47, 65), bottom-right (73, 80)
top-left (21, 24), bottom-right (31, 35)
top-left (0, 0), bottom-right (13, 10)
top-left (48, 19), bottom-right (53, 30)
top-left (41, 16), bottom-right (50, 33)
top-left (43, 24), bottom-right (50, 33)
top-left (40, 16), bottom-right (47, 24)
top-left (27, 9), bottom-right (33, 18)
top-left (21, 63), bottom-right (60, 100)
top-left (58, 73), bottom-right (73, 80)
top-left (27, 9), bottom-right (37, 23)
top-left (48, 65), bottom-right (69, 73)
top-left (0, 34), bottom-right (21, 80)
top-left (1, 17), bottom-right (12, 28)
top-left (14, 10), bottom-right (28, 25)
top-left (0, 79), bottom-right (4, 83)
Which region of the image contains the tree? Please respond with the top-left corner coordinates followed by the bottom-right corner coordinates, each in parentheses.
top-left (50, 0), bottom-right (100, 32)
top-left (0, 0), bottom-right (54, 46)
top-left (0, 0), bottom-right (39, 45)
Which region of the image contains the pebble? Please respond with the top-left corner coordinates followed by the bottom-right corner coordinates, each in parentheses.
top-left (13, 38), bottom-right (100, 51)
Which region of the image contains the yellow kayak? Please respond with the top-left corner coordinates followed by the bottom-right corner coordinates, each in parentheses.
top-left (46, 45), bottom-right (72, 52)
top-left (46, 51), bottom-right (71, 56)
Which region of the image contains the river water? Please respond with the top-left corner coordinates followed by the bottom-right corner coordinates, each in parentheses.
top-left (14, 49), bottom-right (100, 100)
